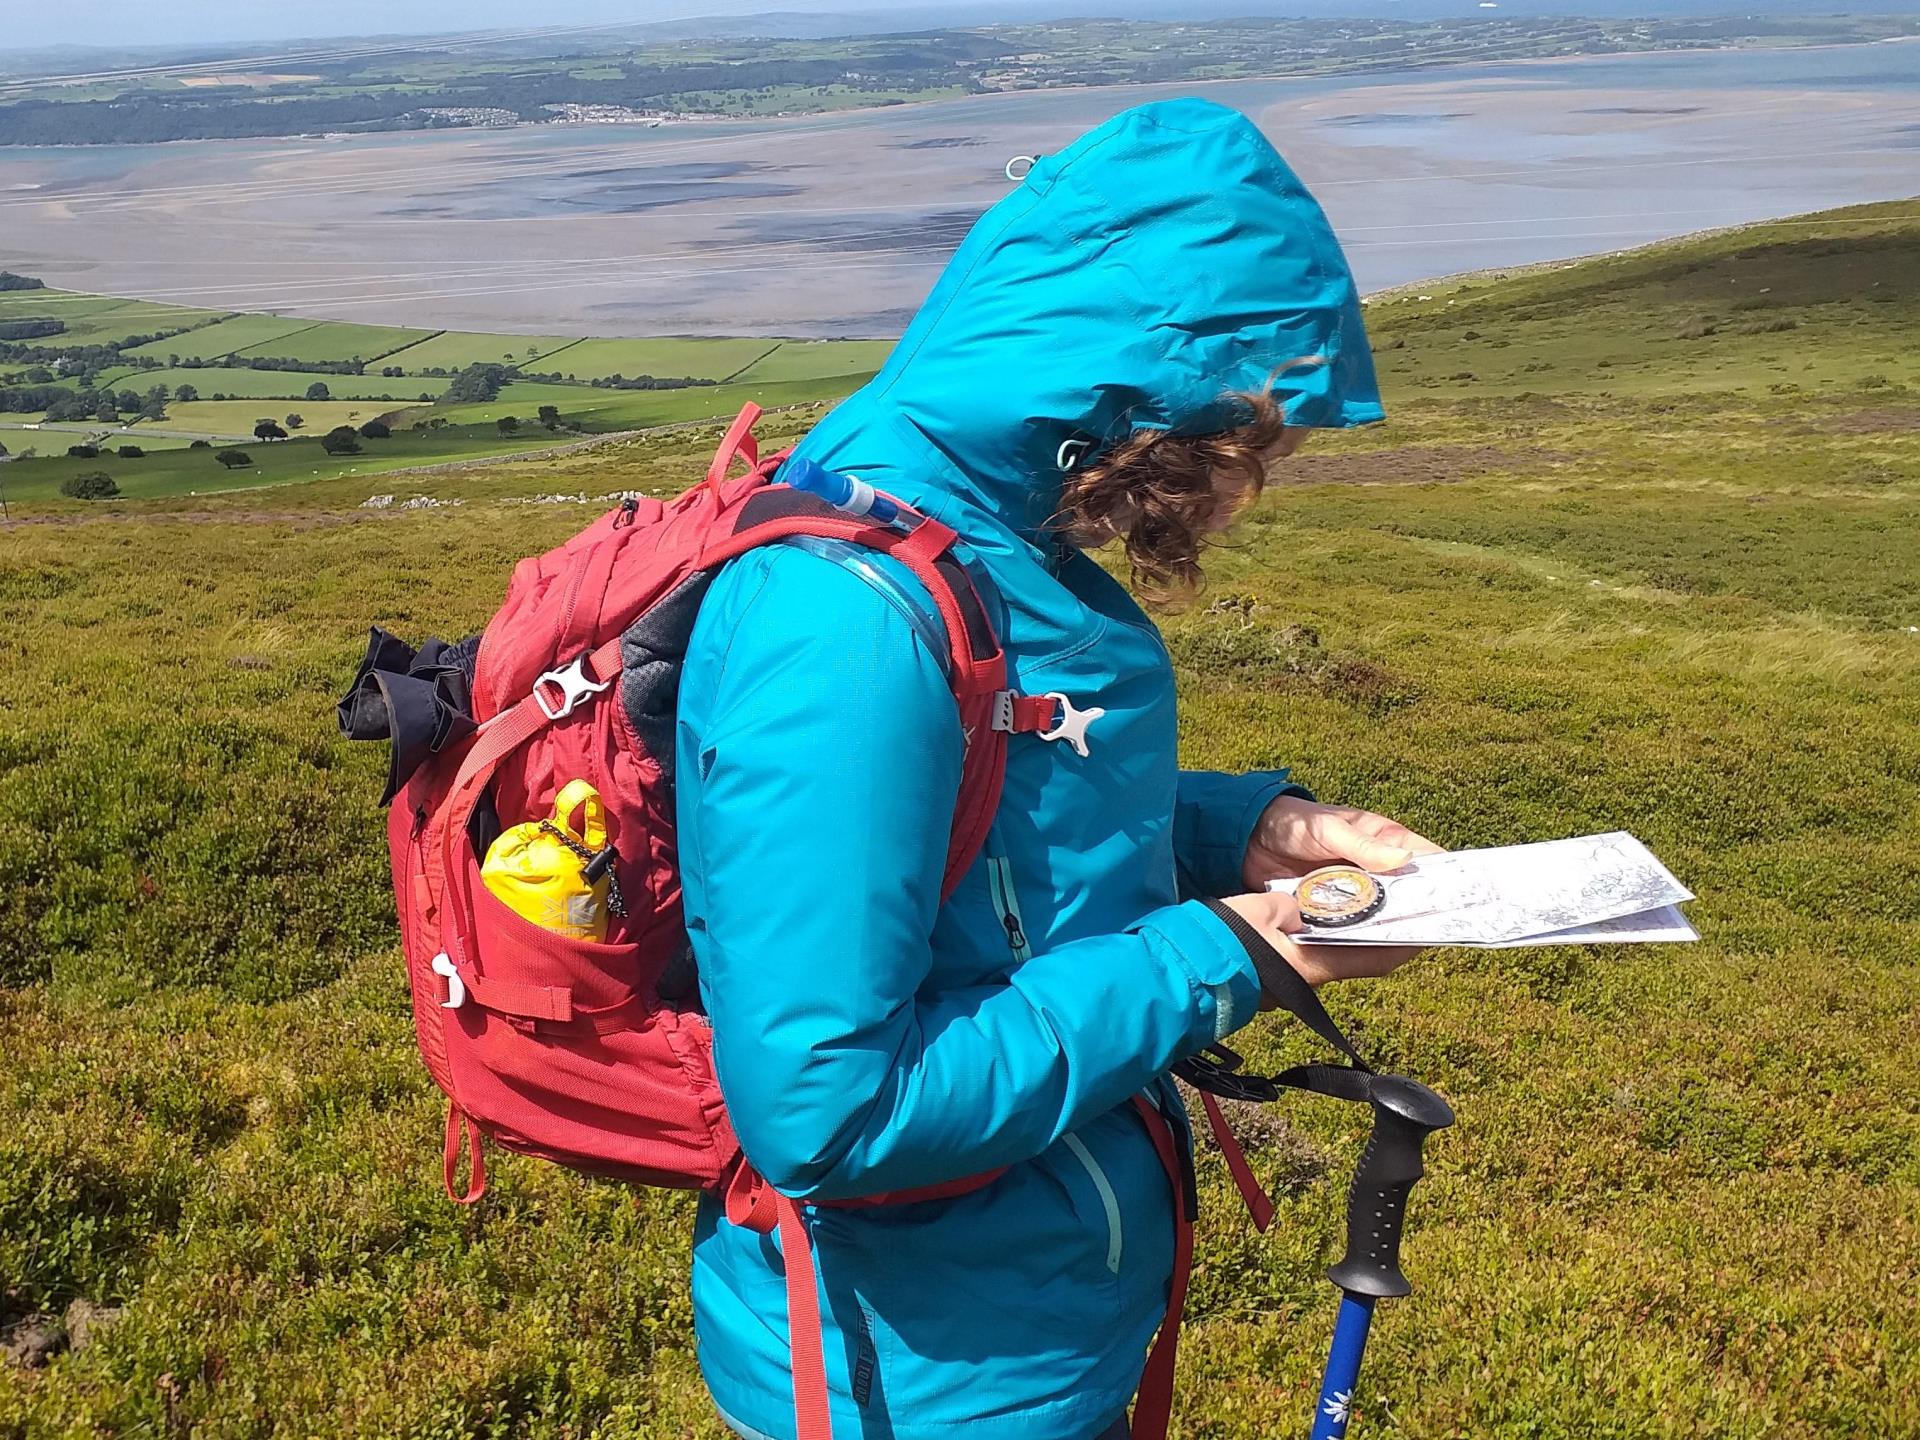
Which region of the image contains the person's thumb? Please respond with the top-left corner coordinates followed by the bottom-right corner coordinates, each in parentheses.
top-left (1220, 889), bottom-right (1303, 941)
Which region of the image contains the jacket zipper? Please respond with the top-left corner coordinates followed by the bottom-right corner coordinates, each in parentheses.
top-left (984, 835), bottom-right (1033, 963)
top-left (1062, 1134), bottom-right (1123, 1274)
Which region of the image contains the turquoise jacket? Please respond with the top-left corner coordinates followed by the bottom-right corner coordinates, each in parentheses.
top-left (675, 99), bottom-right (1381, 1440)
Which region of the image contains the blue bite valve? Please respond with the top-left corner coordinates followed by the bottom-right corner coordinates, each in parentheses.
top-left (781, 457), bottom-right (901, 524)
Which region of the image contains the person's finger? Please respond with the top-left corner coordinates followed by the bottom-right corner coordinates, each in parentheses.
top-left (1320, 816), bottom-right (1413, 873)
top-left (1340, 809), bottom-right (1447, 858)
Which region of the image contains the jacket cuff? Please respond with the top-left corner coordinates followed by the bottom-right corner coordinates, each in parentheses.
top-left (1135, 898), bottom-right (1266, 1046)
top-left (1174, 769), bottom-right (1312, 898)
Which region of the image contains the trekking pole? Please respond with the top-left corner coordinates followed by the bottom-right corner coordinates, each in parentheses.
top-left (1309, 1075), bottom-right (1454, 1440)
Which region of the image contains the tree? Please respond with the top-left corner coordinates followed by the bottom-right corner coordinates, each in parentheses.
top-left (253, 420), bottom-right (288, 440)
top-left (95, 398), bottom-right (118, 423)
top-left (60, 471), bottom-right (119, 499)
top-left (306, 381), bottom-right (332, 401)
top-left (173, 382), bottom-right (199, 403)
top-left (284, 413), bottom-right (304, 430)
top-left (115, 389), bottom-right (142, 413)
top-left (358, 418), bottom-right (391, 439)
top-left (496, 415), bottom-right (521, 436)
top-left (321, 426), bottom-right (361, 456)
top-left (189, 439), bottom-right (211, 449)
top-left (66, 444), bottom-right (100, 458)
top-left (214, 448), bottom-right (252, 469)
top-left (446, 363), bottom-right (509, 404)
top-left (116, 444), bottom-right (144, 458)
top-left (537, 405), bottom-right (562, 430)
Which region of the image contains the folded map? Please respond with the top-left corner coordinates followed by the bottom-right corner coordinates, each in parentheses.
top-left (1268, 831), bottom-right (1696, 948)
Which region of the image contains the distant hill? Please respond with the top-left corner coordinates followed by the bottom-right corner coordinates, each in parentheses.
top-left (4, 10), bottom-right (1914, 144)
top-left (1362, 197), bottom-right (1920, 407)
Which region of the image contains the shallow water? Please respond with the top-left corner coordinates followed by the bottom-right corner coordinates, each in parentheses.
top-left (0, 42), bottom-right (1914, 336)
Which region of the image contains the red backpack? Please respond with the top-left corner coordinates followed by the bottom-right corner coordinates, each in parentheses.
top-left (342, 407), bottom-right (1256, 1440)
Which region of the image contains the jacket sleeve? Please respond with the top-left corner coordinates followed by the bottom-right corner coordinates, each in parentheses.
top-left (1172, 769), bottom-right (1313, 900)
top-left (677, 548), bottom-right (1265, 1201)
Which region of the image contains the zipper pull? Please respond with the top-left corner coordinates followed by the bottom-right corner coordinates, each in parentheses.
top-left (583, 844), bottom-right (627, 919)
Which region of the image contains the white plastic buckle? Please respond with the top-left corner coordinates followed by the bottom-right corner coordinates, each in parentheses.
top-left (431, 952), bottom-right (466, 1010)
top-left (990, 690), bottom-right (1105, 757)
top-left (1037, 691), bottom-right (1105, 759)
top-left (534, 655), bottom-right (611, 721)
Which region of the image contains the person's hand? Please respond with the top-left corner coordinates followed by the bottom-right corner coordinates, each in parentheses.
top-left (1218, 890), bottom-right (1422, 992)
top-left (1242, 794), bottom-right (1444, 890)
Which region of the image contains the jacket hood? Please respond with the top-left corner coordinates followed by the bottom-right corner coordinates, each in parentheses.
top-left (793, 98), bottom-right (1383, 538)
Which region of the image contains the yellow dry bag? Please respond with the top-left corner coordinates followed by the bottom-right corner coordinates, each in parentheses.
top-left (480, 779), bottom-right (622, 940)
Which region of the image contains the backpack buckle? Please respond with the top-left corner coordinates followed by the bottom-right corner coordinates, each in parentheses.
top-left (991, 690), bottom-right (1105, 758)
top-left (534, 655), bottom-right (612, 721)
top-left (1035, 691), bottom-right (1105, 758)
top-left (431, 952), bottom-right (466, 1010)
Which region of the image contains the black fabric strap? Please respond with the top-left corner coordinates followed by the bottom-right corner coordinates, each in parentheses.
top-left (1198, 897), bottom-right (1372, 1074)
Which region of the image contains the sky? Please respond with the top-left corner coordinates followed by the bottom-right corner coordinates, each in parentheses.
top-left (14, 0), bottom-right (1916, 53)
top-left (10, 1), bottom-right (870, 51)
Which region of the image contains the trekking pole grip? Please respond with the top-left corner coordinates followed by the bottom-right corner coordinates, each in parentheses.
top-left (1326, 1075), bottom-right (1454, 1299)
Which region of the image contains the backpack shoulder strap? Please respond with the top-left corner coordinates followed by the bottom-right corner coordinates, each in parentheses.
top-left (711, 487), bottom-right (1010, 900)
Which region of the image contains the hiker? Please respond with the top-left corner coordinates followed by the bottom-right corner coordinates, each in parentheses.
top-left (678, 99), bottom-right (1440, 1440)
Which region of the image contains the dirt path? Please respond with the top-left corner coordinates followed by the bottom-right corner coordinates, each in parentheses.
top-left (1276, 445), bottom-right (1564, 486)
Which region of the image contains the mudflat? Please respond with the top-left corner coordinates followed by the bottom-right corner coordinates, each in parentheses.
top-left (1, 42), bottom-right (1915, 336)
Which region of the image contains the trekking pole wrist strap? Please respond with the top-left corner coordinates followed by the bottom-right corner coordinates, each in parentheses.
top-left (1197, 897), bottom-right (1370, 1071)
top-left (1180, 904), bottom-right (1457, 1301)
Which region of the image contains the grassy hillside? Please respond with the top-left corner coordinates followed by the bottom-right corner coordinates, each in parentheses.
top-left (1, 202), bottom-right (1916, 1438)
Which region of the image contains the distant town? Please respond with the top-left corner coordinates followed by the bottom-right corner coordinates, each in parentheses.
top-left (3, 12), bottom-right (1914, 145)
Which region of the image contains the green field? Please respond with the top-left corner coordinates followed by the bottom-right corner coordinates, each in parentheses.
top-left (733, 339), bottom-right (896, 383)
top-left (379, 331), bottom-right (585, 374)
top-left (0, 424), bottom-right (207, 455)
top-left (156, 398), bottom-right (405, 437)
top-left (83, 367), bottom-right (446, 403)
top-left (0, 424), bottom-right (573, 503)
top-left (0, 291), bottom-right (221, 347)
top-left (1, 204), bottom-right (1916, 1437)
top-left (121, 313), bottom-right (313, 362)
top-left (535, 336), bottom-right (778, 382)
top-left (434, 373), bottom-right (872, 433)
top-left (231, 321), bottom-right (440, 365)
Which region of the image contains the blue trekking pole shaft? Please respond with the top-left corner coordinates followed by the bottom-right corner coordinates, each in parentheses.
top-left (780, 456), bottom-right (902, 525)
top-left (1311, 1295), bottom-right (1376, 1440)
top-left (1310, 1075), bottom-right (1454, 1440)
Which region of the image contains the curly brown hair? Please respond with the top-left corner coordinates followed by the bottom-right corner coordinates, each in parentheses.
top-left (1052, 386), bottom-right (1305, 599)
